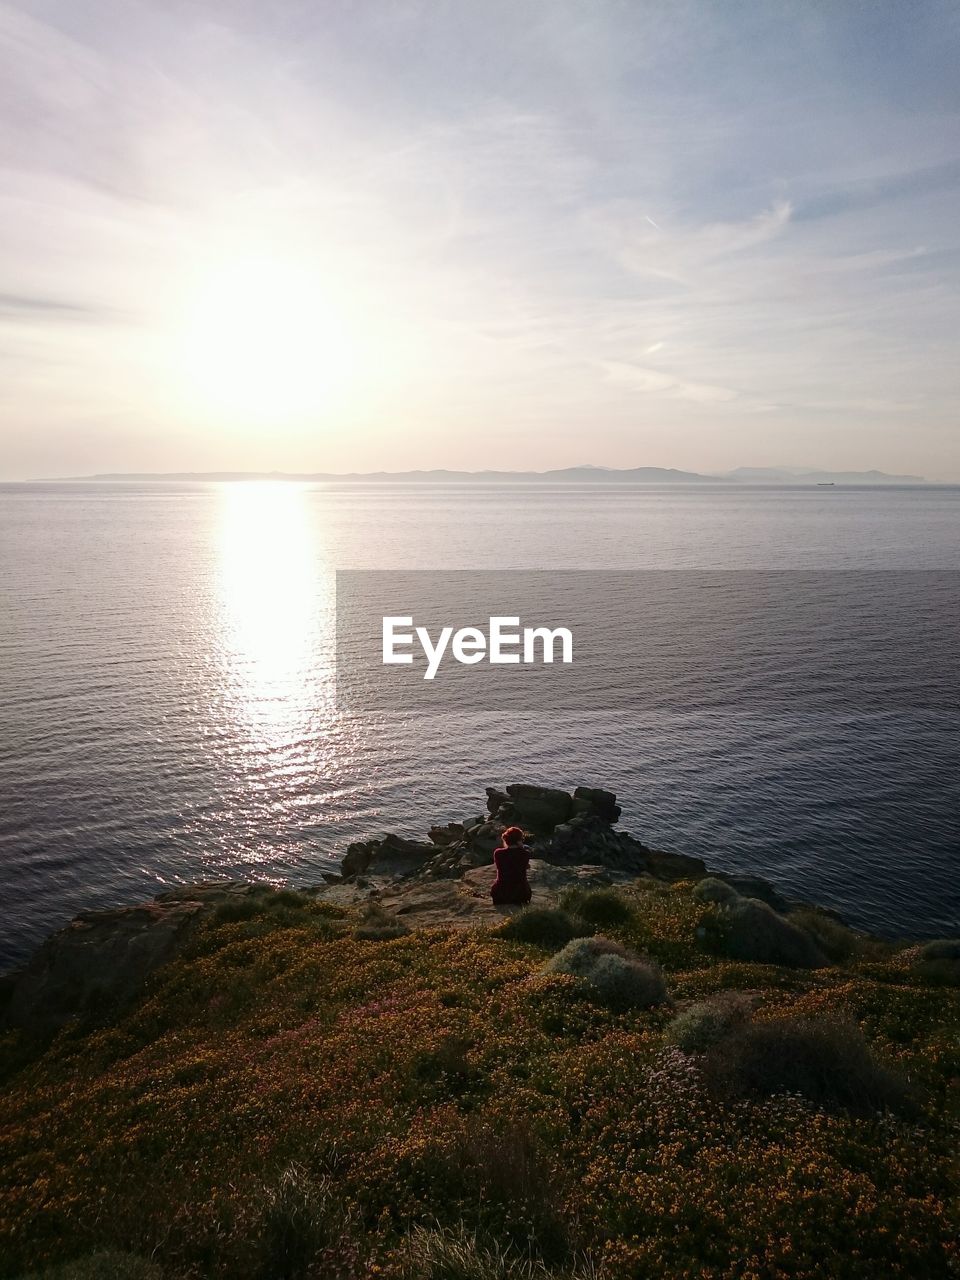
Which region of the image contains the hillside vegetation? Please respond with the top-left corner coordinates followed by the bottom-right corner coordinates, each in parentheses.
top-left (1, 879), bottom-right (958, 1279)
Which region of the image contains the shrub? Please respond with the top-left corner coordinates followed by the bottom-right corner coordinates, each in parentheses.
top-left (269, 889), bottom-right (312, 910)
top-left (396, 1224), bottom-right (526, 1280)
top-left (544, 937), bottom-right (667, 1010)
top-left (920, 938), bottom-right (960, 961)
top-left (700, 898), bottom-right (827, 968)
top-left (558, 887), bottom-right (634, 927)
top-left (703, 1017), bottom-right (914, 1115)
top-left (543, 936), bottom-right (636, 979)
top-left (915, 939), bottom-right (960, 986)
top-left (497, 909), bottom-right (591, 949)
top-left (692, 877), bottom-right (740, 907)
top-left (18, 1255), bottom-right (164, 1280)
top-left (410, 1035), bottom-right (480, 1099)
top-left (788, 909), bottom-right (862, 963)
top-left (213, 896), bottom-right (268, 924)
top-left (586, 954), bottom-right (667, 1010)
top-left (666, 992), bottom-right (753, 1054)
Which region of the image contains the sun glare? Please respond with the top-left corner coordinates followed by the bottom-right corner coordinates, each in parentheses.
top-left (176, 256), bottom-right (365, 425)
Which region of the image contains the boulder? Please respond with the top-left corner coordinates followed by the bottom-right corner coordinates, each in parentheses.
top-left (466, 820), bottom-right (504, 855)
top-left (641, 848), bottom-right (708, 882)
top-left (496, 784), bottom-right (575, 832)
top-left (428, 823), bottom-right (467, 847)
top-left (573, 785), bottom-right (622, 823)
top-left (341, 833), bottom-right (436, 880)
top-left (341, 840), bottom-right (376, 878)
top-left (483, 784), bottom-right (627, 834)
top-left (549, 814), bottom-right (624, 861)
top-left (485, 787), bottom-right (509, 814)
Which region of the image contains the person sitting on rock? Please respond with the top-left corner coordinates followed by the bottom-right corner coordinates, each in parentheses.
top-left (490, 825), bottom-right (533, 905)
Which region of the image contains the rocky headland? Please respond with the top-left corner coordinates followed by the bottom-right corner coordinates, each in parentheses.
top-left (2, 784), bottom-right (957, 1280)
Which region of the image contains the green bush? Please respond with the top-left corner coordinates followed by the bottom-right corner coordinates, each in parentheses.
top-left (545, 937), bottom-right (667, 1010)
top-left (455, 1119), bottom-right (571, 1260)
top-left (666, 992), bottom-right (753, 1054)
top-left (703, 1017), bottom-right (914, 1115)
top-left (558, 887), bottom-right (634, 927)
top-left (354, 922), bottom-right (410, 942)
top-left (497, 909), bottom-right (591, 949)
top-left (543, 936), bottom-right (636, 978)
top-left (267, 889), bottom-right (312, 911)
top-left (915, 939), bottom-right (960, 986)
top-left (586, 954), bottom-right (667, 1010)
top-left (18, 1254), bottom-right (164, 1280)
top-left (396, 1225), bottom-right (526, 1280)
top-left (692, 877), bottom-right (740, 907)
top-left (410, 1035), bottom-right (479, 1098)
top-left (700, 898), bottom-right (827, 968)
top-left (788, 909), bottom-right (862, 963)
top-left (920, 939), bottom-right (960, 961)
top-left (213, 896), bottom-right (268, 924)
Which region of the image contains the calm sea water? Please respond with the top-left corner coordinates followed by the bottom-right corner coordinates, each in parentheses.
top-left (1, 481), bottom-right (959, 967)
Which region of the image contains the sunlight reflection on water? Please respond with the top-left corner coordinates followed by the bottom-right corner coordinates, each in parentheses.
top-left (210, 482), bottom-right (346, 863)
top-left (217, 483), bottom-right (324, 740)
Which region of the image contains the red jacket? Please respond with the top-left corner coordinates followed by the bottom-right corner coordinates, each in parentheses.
top-left (491, 843), bottom-right (532, 904)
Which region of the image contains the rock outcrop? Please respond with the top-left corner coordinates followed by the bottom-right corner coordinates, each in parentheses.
top-left (341, 832), bottom-right (439, 879)
top-left (336, 784), bottom-right (707, 885)
top-left (4, 887), bottom-right (210, 1034)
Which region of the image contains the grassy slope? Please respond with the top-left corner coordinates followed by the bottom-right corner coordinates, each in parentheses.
top-left (1, 883), bottom-right (957, 1279)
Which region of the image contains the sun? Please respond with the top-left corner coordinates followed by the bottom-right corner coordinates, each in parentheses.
top-left (174, 255), bottom-right (364, 425)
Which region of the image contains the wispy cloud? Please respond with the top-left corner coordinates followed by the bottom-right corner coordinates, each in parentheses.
top-left (595, 200), bottom-right (794, 283)
top-left (0, 291), bottom-right (112, 318)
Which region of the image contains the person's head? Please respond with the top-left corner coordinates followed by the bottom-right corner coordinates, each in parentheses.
top-left (501, 825), bottom-right (526, 847)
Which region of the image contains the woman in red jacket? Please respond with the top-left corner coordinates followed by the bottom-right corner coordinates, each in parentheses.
top-left (491, 825), bottom-right (533, 905)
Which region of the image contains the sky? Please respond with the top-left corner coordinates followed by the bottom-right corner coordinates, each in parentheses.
top-left (0, 0), bottom-right (958, 480)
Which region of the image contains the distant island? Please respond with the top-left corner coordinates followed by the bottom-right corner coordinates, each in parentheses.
top-left (57, 464), bottom-right (927, 484)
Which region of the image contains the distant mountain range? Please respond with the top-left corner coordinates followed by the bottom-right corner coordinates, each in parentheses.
top-left (723, 467), bottom-right (925, 484)
top-left (63, 465), bottom-right (927, 484)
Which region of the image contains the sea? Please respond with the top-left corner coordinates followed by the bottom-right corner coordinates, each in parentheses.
top-left (1, 480), bottom-right (959, 968)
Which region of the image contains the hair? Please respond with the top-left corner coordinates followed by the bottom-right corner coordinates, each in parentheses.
top-left (501, 825), bottom-right (526, 847)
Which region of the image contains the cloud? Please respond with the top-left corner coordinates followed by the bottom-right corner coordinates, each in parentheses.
top-left (602, 361), bottom-right (740, 405)
top-left (587, 199), bottom-right (793, 289)
top-left (0, 291), bottom-right (114, 318)
top-left (0, 0), bottom-right (957, 477)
